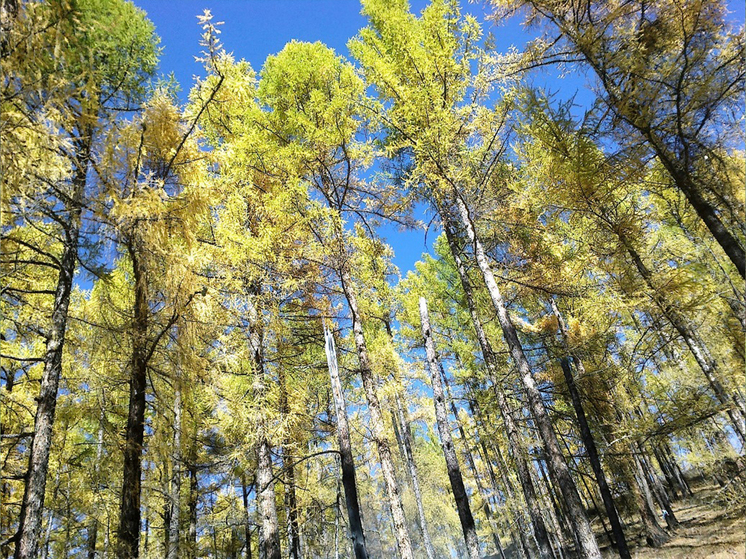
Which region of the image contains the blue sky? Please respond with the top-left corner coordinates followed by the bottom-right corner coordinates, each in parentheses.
top-left (131, 0), bottom-right (744, 277)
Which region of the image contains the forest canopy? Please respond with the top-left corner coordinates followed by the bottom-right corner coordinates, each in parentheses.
top-left (1, 0), bottom-right (744, 558)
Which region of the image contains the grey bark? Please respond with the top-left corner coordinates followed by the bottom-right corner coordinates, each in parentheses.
top-left (419, 297), bottom-right (480, 559)
top-left (323, 325), bottom-right (368, 559)
top-left (167, 380), bottom-right (182, 559)
top-left (246, 291), bottom-right (281, 559)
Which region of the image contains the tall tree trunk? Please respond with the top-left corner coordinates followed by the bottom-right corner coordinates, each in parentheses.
top-left (469, 398), bottom-right (530, 559)
top-left (442, 220), bottom-right (553, 559)
top-left (636, 447), bottom-right (677, 530)
top-left (14, 133), bottom-right (90, 559)
top-left (551, 298), bottom-right (631, 559)
top-left (167, 379), bottom-right (182, 559)
top-left (448, 196), bottom-right (602, 558)
top-left (419, 297), bottom-right (480, 559)
top-left (324, 325), bottom-right (369, 559)
top-left (278, 363), bottom-right (301, 559)
top-left (384, 313), bottom-right (437, 559)
top-left (393, 391), bottom-right (436, 559)
top-left (117, 242), bottom-right (149, 559)
top-left (623, 240), bottom-right (746, 444)
top-left (338, 268), bottom-right (414, 559)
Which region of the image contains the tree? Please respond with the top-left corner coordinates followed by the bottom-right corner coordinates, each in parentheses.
top-left (491, 0), bottom-right (746, 277)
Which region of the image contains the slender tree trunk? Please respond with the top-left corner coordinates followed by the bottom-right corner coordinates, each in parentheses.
top-left (469, 401), bottom-right (529, 559)
top-left (623, 241), bottom-right (746, 444)
top-left (419, 297), bottom-right (480, 559)
top-left (167, 379), bottom-right (182, 559)
top-left (324, 325), bottom-right (369, 559)
top-left (278, 364), bottom-right (301, 559)
top-left (393, 391), bottom-right (436, 559)
top-left (442, 219), bottom-right (553, 559)
top-left (551, 299), bottom-right (631, 559)
top-left (636, 447), bottom-right (677, 530)
top-left (536, 457), bottom-right (574, 559)
top-left (338, 268), bottom-right (414, 559)
top-left (14, 134), bottom-right (90, 559)
top-left (449, 196), bottom-right (602, 558)
top-left (117, 242), bottom-right (149, 559)
top-left (241, 476), bottom-right (253, 559)
top-left (187, 455), bottom-right (198, 559)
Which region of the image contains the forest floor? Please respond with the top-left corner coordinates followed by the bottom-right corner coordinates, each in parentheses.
top-left (601, 483), bottom-right (745, 558)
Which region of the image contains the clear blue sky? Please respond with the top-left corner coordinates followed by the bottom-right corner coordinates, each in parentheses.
top-left (131, 0), bottom-right (744, 276)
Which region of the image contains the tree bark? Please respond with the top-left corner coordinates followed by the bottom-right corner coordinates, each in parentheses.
top-left (324, 325), bottom-right (369, 559)
top-left (419, 297), bottom-right (481, 559)
top-left (187, 448), bottom-right (198, 559)
top-left (338, 268), bottom-right (414, 559)
top-left (551, 299), bottom-right (631, 559)
top-left (14, 133), bottom-right (89, 559)
top-left (117, 241), bottom-right (149, 559)
top-left (441, 372), bottom-right (504, 558)
top-left (442, 219), bottom-right (553, 559)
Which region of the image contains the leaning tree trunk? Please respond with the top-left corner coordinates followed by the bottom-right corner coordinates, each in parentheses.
top-left (448, 195), bottom-right (602, 558)
top-left (623, 240), bottom-right (746, 444)
top-left (384, 314), bottom-right (437, 559)
top-left (339, 268), bottom-right (414, 559)
top-left (323, 324), bottom-right (368, 559)
top-left (551, 299), bottom-right (631, 559)
top-left (442, 220), bottom-right (553, 559)
top-left (419, 297), bottom-right (480, 559)
top-left (14, 132), bottom-right (90, 559)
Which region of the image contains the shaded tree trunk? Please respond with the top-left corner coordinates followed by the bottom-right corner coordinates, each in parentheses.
top-left (441, 372), bottom-right (504, 558)
top-left (419, 297), bottom-right (480, 559)
top-left (167, 379), bottom-right (182, 559)
top-left (324, 325), bottom-right (369, 559)
top-left (117, 242), bottom-right (149, 559)
top-left (187, 452), bottom-right (198, 559)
